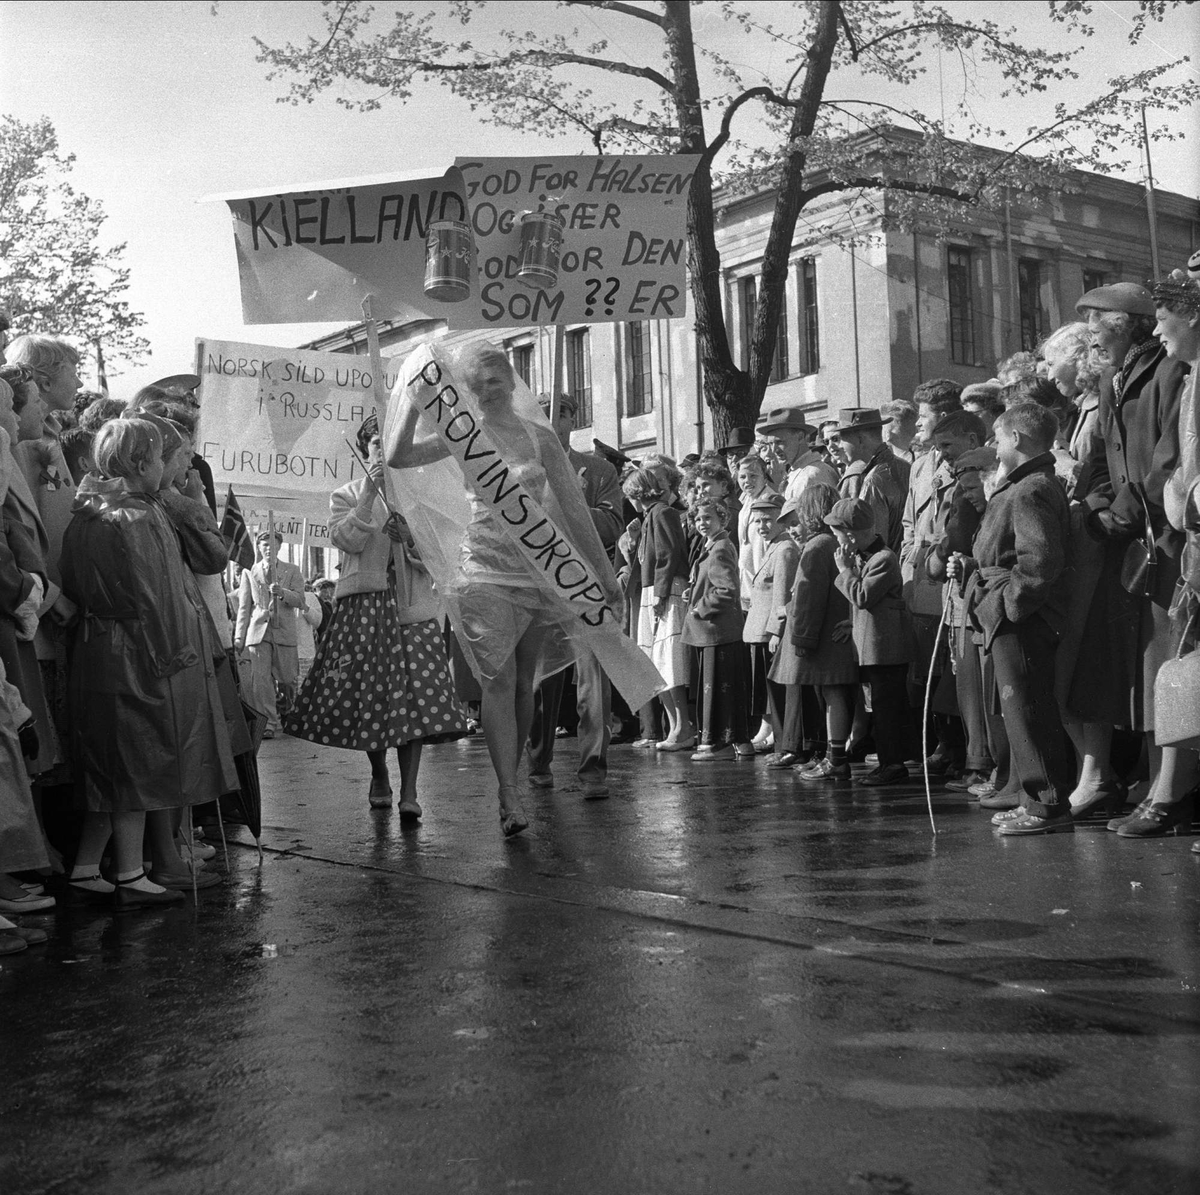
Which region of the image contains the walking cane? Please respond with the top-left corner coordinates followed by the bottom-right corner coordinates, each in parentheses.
top-left (920, 586), bottom-right (952, 837)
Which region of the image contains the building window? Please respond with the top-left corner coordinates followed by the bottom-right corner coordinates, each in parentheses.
top-left (624, 322), bottom-right (654, 417)
top-left (510, 342), bottom-right (533, 387)
top-left (1018, 258), bottom-right (1046, 352)
top-left (771, 287), bottom-right (789, 383)
top-left (566, 329), bottom-right (592, 428)
top-left (798, 257), bottom-right (819, 375)
top-left (1082, 267), bottom-right (1108, 293)
top-left (947, 245), bottom-right (976, 365)
top-left (739, 276), bottom-right (757, 370)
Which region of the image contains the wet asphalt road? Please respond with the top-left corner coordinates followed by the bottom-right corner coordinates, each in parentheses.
top-left (2, 732), bottom-right (1198, 1195)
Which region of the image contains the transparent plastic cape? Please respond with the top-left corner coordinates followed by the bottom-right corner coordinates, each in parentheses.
top-left (383, 343), bottom-right (663, 711)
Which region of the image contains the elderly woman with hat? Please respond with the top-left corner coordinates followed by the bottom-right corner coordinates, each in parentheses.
top-left (1076, 282), bottom-right (1188, 802)
top-left (1107, 271), bottom-right (1200, 840)
top-left (756, 407), bottom-right (839, 505)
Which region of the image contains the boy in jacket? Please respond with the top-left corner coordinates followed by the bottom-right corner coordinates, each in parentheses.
top-left (949, 403), bottom-right (1074, 835)
top-left (828, 497), bottom-right (914, 786)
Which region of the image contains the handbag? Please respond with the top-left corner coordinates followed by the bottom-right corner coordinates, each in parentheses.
top-left (1154, 610), bottom-right (1200, 749)
top-left (1119, 483), bottom-right (1159, 598)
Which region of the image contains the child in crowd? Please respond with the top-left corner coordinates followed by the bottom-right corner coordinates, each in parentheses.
top-left (951, 402), bottom-right (1075, 835)
top-left (829, 496), bottom-right (915, 786)
top-left (779, 484), bottom-right (860, 782)
top-left (682, 495), bottom-right (750, 761)
top-left (742, 492), bottom-right (798, 764)
top-left (625, 466), bottom-right (694, 750)
top-left (59, 427), bottom-right (95, 486)
top-left (62, 417), bottom-right (237, 907)
top-left (235, 529), bottom-right (305, 738)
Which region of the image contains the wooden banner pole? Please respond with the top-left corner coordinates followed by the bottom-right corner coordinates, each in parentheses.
top-left (361, 295), bottom-right (399, 514)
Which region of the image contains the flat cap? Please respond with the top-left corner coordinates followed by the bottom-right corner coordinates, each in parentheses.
top-left (823, 497), bottom-right (875, 532)
top-left (1075, 282), bottom-right (1154, 318)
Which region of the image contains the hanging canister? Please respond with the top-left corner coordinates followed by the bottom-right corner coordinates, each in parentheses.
top-left (516, 209), bottom-right (565, 291)
top-left (423, 220), bottom-right (472, 302)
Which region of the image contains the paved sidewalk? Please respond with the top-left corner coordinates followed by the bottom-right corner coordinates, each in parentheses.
top-left (2, 733), bottom-right (1197, 1194)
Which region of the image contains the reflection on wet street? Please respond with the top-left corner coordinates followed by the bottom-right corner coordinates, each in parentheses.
top-left (3, 733), bottom-right (1198, 1194)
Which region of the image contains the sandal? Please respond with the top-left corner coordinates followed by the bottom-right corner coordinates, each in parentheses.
top-left (498, 788), bottom-right (529, 838)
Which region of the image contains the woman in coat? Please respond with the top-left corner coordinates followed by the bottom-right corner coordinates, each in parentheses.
top-left (1076, 283), bottom-right (1188, 803)
top-left (1039, 321), bottom-right (1130, 817)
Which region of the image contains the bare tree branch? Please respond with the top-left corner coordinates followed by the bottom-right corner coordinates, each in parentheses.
top-left (800, 175), bottom-right (979, 206)
top-left (319, 0), bottom-right (353, 54)
top-left (564, 0), bottom-right (666, 28)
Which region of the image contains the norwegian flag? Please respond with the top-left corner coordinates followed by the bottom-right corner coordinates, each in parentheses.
top-left (220, 487), bottom-right (256, 570)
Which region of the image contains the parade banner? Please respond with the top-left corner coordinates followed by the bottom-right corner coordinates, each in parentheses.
top-left (453, 155), bottom-right (697, 328)
top-left (243, 509), bottom-right (331, 546)
top-left (197, 337), bottom-right (384, 513)
top-left (216, 168), bottom-right (472, 325)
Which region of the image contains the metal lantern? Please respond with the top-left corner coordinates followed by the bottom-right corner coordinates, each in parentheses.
top-left (423, 220), bottom-right (473, 302)
top-left (516, 210), bottom-right (565, 291)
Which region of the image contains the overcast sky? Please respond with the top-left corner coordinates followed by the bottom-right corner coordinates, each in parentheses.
top-left (2, 0), bottom-right (1197, 393)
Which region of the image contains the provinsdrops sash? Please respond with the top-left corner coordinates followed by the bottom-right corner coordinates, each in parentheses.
top-left (391, 344), bottom-right (664, 711)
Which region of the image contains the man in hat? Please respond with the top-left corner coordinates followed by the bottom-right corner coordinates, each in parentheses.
top-left (527, 393), bottom-right (625, 798)
top-left (756, 406), bottom-right (838, 505)
top-left (717, 426), bottom-right (755, 470)
top-left (235, 529), bottom-right (306, 738)
top-left (834, 408), bottom-right (911, 554)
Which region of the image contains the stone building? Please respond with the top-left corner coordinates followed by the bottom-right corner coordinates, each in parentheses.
top-left (304, 143), bottom-right (1198, 460)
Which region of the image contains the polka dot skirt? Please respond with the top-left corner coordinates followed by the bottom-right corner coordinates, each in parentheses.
top-left (284, 590), bottom-right (467, 751)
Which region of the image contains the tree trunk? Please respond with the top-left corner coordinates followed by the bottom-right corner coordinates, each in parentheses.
top-left (747, 1), bottom-right (841, 412)
top-left (663, 0), bottom-right (751, 452)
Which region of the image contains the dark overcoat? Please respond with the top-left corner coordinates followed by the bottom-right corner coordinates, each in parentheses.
top-left (638, 499), bottom-right (690, 602)
top-left (964, 453), bottom-right (1070, 652)
top-left (771, 531), bottom-right (858, 686)
top-left (682, 533), bottom-right (744, 648)
top-left (839, 443), bottom-right (910, 554)
top-left (834, 538), bottom-right (914, 666)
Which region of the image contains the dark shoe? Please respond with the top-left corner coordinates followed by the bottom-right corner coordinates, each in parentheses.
top-left (979, 789), bottom-right (1021, 810)
top-left (114, 873), bottom-right (185, 909)
top-left (859, 764), bottom-right (910, 787)
top-left (1070, 781), bottom-right (1129, 821)
top-left (767, 752), bottom-right (801, 769)
top-left (0, 932), bottom-right (27, 955)
top-left (997, 810), bottom-right (1075, 836)
top-left (580, 780), bottom-right (610, 800)
top-left (795, 757), bottom-right (851, 782)
top-left (1115, 799), bottom-right (1193, 838)
top-left (1106, 795), bottom-right (1155, 832)
top-left (924, 754), bottom-right (956, 777)
top-left (398, 797), bottom-right (423, 821)
top-left (528, 773), bottom-right (555, 789)
top-left (368, 779), bottom-right (393, 809)
top-left (734, 742), bottom-right (757, 759)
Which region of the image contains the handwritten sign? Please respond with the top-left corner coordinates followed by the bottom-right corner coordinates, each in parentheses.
top-left (197, 337), bottom-right (384, 512)
top-left (452, 155), bottom-right (697, 328)
top-left (220, 168), bottom-right (472, 325)
top-left (243, 509), bottom-right (331, 546)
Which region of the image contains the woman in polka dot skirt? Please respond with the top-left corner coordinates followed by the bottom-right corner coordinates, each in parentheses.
top-left (285, 415), bottom-right (466, 819)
